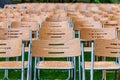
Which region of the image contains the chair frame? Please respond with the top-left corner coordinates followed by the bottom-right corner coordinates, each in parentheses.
top-left (0, 39), bottom-right (30, 80)
top-left (31, 39), bottom-right (81, 80)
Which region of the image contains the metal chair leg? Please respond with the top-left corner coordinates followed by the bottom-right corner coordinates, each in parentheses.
top-left (79, 56), bottom-right (81, 80)
top-left (4, 58), bottom-right (9, 79)
top-left (34, 58), bottom-right (37, 80)
top-left (74, 57), bottom-right (76, 80)
top-left (66, 70), bottom-right (71, 80)
top-left (21, 44), bottom-right (25, 80)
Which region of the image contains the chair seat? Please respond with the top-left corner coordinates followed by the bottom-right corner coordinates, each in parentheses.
top-left (84, 47), bottom-right (92, 52)
top-left (85, 61), bottom-right (120, 70)
top-left (37, 61), bottom-right (74, 69)
top-left (0, 61), bottom-right (28, 69)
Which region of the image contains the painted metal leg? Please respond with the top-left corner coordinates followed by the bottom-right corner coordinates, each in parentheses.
top-left (66, 70), bottom-right (71, 80)
top-left (21, 44), bottom-right (25, 80)
top-left (4, 58), bottom-right (9, 79)
top-left (29, 55), bottom-right (32, 80)
top-left (102, 70), bottom-right (105, 80)
top-left (81, 42), bottom-right (85, 80)
top-left (73, 57), bottom-right (76, 80)
top-left (79, 56), bottom-right (81, 80)
top-left (34, 58), bottom-right (37, 80)
top-left (38, 58), bottom-right (40, 80)
top-left (71, 68), bottom-right (73, 78)
top-left (90, 42), bottom-right (94, 80)
top-left (27, 44), bottom-right (31, 80)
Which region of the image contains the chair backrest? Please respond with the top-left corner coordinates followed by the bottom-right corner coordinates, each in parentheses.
top-left (11, 21), bottom-right (39, 31)
top-left (80, 28), bottom-right (116, 40)
top-left (0, 28), bottom-right (30, 40)
top-left (39, 27), bottom-right (73, 40)
top-left (32, 38), bottom-right (80, 58)
top-left (0, 39), bottom-right (22, 58)
top-left (94, 39), bottom-right (120, 58)
top-left (41, 21), bottom-right (69, 28)
top-left (103, 20), bottom-right (119, 29)
top-left (74, 21), bottom-right (102, 30)
top-left (46, 16), bottom-right (69, 22)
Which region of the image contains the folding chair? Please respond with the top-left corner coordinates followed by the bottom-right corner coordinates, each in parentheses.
top-left (32, 38), bottom-right (81, 80)
top-left (35, 21), bottom-right (79, 80)
top-left (0, 27), bottom-right (32, 80)
top-left (80, 27), bottom-right (116, 52)
top-left (80, 28), bottom-right (117, 80)
top-left (88, 39), bottom-right (120, 80)
top-left (0, 39), bottom-right (29, 80)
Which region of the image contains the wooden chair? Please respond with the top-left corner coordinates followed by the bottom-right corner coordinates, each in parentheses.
top-left (80, 28), bottom-right (117, 80)
top-left (84, 39), bottom-right (120, 80)
top-left (0, 39), bottom-right (30, 80)
top-left (32, 38), bottom-right (81, 80)
top-left (36, 21), bottom-right (79, 80)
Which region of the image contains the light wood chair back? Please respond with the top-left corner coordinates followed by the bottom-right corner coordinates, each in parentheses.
top-left (32, 38), bottom-right (80, 58)
top-left (11, 21), bottom-right (39, 31)
top-left (103, 20), bottom-right (119, 29)
top-left (41, 21), bottom-right (69, 28)
top-left (39, 27), bottom-right (73, 40)
top-left (74, 21), bottom-right (102, 30)
top-left (80, 28), bottom-right (116, 40)
top-left (94, 39), bottom-right (120, 58)
top-left (46, 15), bottom-right (69, 22)
top-left (0, 39), bottom-right (22, 58)
top-left (0, 28), bottom-right (30, 40)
